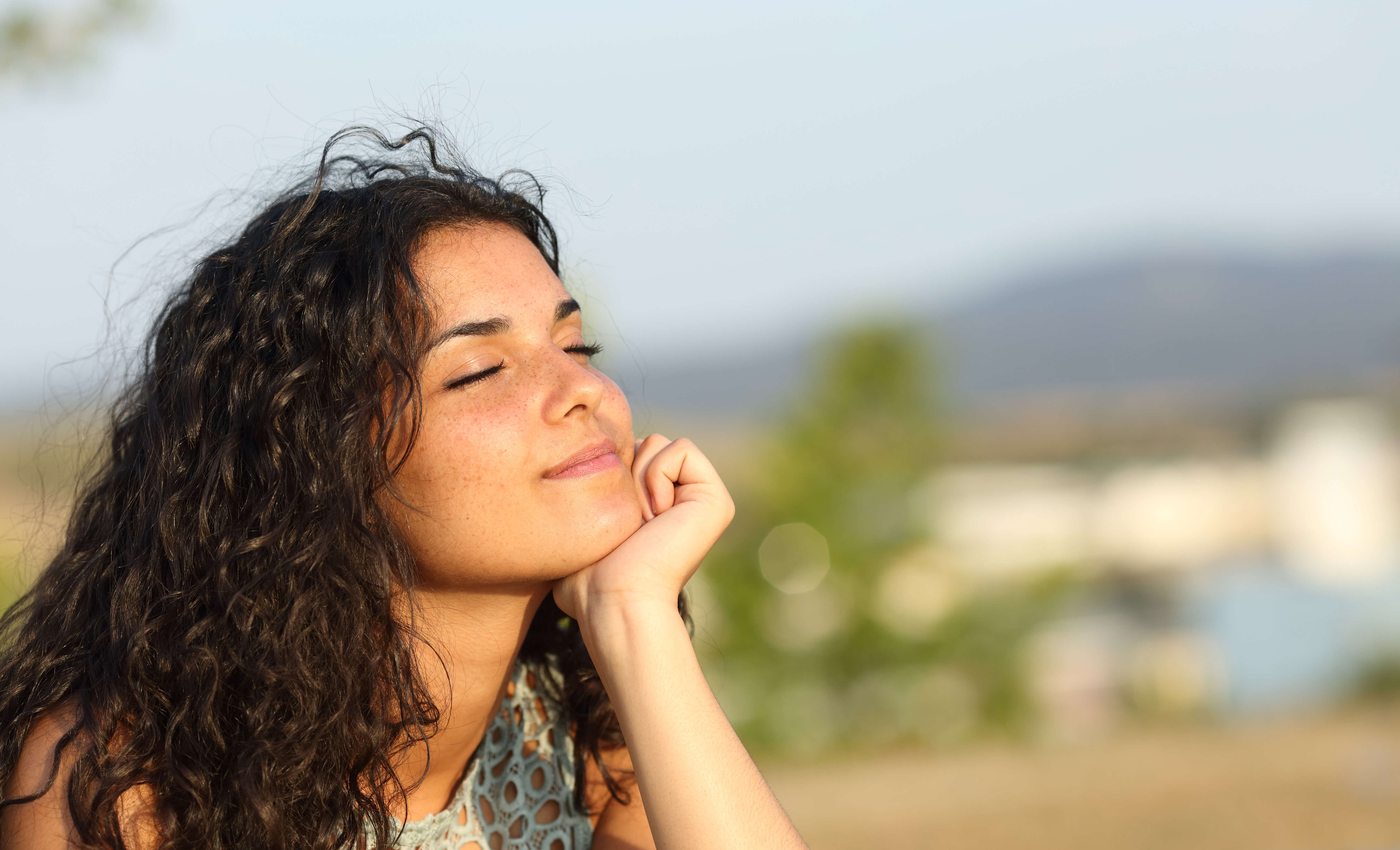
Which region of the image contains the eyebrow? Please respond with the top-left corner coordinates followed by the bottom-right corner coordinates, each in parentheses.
top-left (554, 298), bottom-right (581, 323)
top-left (430, 298), bottom-right (581, 350)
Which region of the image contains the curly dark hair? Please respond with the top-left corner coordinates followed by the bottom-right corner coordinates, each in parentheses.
top-left (0, 125), bottom-right (659, 850)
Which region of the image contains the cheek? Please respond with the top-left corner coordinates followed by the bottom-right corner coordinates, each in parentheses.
top-left (600, 378), bottom-right (635, 458)
top-left (391, 389), bottom-right (644, 584)
top-left (412, 407), bottom-right (524, 505)
top-left (390, 407), bottom-right (532, 573)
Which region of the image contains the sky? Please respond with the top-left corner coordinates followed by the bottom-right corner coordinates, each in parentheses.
top-left (1, 0), bottom-right (1398, 406)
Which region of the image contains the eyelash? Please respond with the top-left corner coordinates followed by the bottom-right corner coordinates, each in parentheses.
top-left (565, 342), bottom-right (604, 358)
top-left (444, 342), bottom-right (603, 391)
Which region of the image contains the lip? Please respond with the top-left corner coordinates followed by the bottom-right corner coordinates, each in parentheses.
top-left (543, 439), bottom-right (622, 480)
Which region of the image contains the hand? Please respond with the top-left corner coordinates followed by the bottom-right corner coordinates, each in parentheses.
top-left (553, 435), bottom-right (734, 626)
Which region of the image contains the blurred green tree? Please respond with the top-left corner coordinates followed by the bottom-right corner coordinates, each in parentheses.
top-left (1, 0), bottom-right (146, 83)
top-left (696, 322), bottom-right (1071, 754)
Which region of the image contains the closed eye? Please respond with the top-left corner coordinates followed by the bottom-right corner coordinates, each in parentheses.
top-left (564, 342), bottom-right (603, 358)
top-left (444, 361), bottom-right (505, 390)
top-left (444, 343), bottom-right (599, 391)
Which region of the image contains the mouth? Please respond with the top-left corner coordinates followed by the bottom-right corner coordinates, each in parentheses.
top-left (543, 439), bottom-right (622, 480)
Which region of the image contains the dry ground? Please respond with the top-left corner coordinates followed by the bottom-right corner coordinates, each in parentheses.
top-left (763, 709), bottom-right (1400, 850)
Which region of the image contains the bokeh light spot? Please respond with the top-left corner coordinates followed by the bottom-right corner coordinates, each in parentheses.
top-left (759, 522), bottom-right (830, 594)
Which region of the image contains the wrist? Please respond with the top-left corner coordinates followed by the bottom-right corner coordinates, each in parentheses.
top-left (568, 568), bottom-right (684, 634)
top-left (576, 594), bottom-right (688, 665)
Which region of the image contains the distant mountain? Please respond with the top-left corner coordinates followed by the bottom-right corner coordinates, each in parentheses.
top-left (612, 249), bottom-right (1400, 433)
top-left (945, 251), bottom-right (1400, 402)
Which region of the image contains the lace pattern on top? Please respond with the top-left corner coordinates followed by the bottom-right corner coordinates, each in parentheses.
top-left (387, 661), bottom-right (593, 850)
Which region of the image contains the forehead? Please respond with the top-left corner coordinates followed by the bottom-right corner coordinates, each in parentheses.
top-left (413, 223), bottom-right (569, 326)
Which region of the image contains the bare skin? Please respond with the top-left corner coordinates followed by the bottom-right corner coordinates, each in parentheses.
top-left (2, 223), bottom-right (806, 850)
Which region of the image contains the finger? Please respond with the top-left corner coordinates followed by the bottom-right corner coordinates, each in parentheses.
top-left (631, 433), bottom-right (670, 476)
top-left (643, 438), bottom-right (722, 514)
top-left (631, 433), bottom-right (671, 519)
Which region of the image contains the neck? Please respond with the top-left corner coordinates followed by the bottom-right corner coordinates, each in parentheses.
top-left (394, 581), bottom-right (552, 820)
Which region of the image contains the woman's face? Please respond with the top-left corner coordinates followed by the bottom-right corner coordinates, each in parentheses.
top-left (388, 223), bottom-right (644, 589)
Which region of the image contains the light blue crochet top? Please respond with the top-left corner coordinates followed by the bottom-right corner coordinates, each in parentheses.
top-left (386, 661), bottom-right (593, 850)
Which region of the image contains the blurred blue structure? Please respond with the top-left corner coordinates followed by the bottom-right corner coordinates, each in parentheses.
top-left (1191, 561), bottom-right (1400, 714)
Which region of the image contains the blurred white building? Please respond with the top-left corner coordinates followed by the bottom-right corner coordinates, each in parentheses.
top-left (923, 458), bottom-right (1272, 578)
top-left (1093, 460), bottom-right (1269, 573)
top-left (920, 399), bottom-right (1400, 586)
top-left (1270, 401), bottom-right (1400, 586)
top-left (923, 465), bottom-right (1095, 579)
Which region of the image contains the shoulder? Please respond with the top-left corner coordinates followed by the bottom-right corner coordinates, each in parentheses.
top-left (2, 704), bottom-right (82, 850)
top-left (1, 705), bottom-right (159, 850)
top-left (584, 744), bottom-right (654, 850)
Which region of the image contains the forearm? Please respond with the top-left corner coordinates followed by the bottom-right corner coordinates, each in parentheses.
top-left (581, 599), bottom-right (807, 850)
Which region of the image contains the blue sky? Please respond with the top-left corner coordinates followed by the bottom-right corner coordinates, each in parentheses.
top-left (2, 0), bottom-right (1398, 404)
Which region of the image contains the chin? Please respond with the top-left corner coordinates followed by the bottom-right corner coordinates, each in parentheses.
top-left (555, 495), bottom-right (644, 571)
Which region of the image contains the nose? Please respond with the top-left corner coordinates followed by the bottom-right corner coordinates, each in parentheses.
top-left (541, 344), bottom-right (606, 423)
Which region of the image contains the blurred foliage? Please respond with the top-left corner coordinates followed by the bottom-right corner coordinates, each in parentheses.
top-left (696, 323), bottom-right (1074, 755)
top-left (0, 420), bottom-right (92, 620)
top-left (0, 561), bottom-right (19, 616)
top-left (1, 0), bottom-right (147, 83)
top-left (1353, 653), bottom-right (1400, 704)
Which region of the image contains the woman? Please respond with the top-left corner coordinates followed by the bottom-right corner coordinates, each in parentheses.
top-left (0, 126), bottom-right (808, 850)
